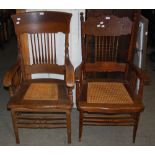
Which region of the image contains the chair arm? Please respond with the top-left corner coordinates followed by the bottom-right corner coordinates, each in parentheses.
top-left (65, 55), bottom-right (75, 88)
top-left (129, 63), bottom-right (150, 85)
top-left (3, 60), bottom-right (21, 88)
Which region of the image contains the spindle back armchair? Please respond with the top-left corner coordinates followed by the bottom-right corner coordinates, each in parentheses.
top-left (3, 11), bottom-right (74, 144)
top-left (76, 12), bottom-right (149, 142)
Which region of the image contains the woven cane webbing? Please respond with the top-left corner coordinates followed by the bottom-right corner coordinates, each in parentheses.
top-left (24, 83), bottom-right (58, 100)
top-left (87, 82), bottom-right (133, 104)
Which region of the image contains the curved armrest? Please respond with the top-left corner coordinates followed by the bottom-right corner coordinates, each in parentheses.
top-left (65, 55), bottom-right (75, 88)
top-left (3, 60), bottom-right (21, 88)
top-left (129, 63), bottom-right (150, 85)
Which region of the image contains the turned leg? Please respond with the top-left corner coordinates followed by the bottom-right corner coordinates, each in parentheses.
top-left (11, 110), bottom-right (20, 144)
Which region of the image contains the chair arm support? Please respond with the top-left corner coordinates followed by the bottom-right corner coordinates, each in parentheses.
top-left (75, 63), bottom-right (83, 82)
top-left (65, 55), bottom-right (75, 88)
top-left (3, 60), bottom-right (21, 88)
top-left (75, 63), bottom-right (84, 100)
top-left (129, 63), bottom-right (150, 85)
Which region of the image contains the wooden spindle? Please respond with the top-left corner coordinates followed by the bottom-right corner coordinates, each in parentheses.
top-left (109, 36), bottom-right (112, 61)
top-left (95, 36), bottom-right (97, 62)
top-left (40, 33), bottom-right (45, 64)
top-left (34, 34), bottom-right (38, 64)
top-left (51, 33), bottom-right (53, 64)
top-left (112, 36), bottom-right (115, 61)
top-left (44, 33), bottom-right (47, 63)
top-left (37, 33), bottom-right (41, 64)
top-left (30, 34), bottom-right (35, 64)
top-left (47, 33), bottom-right (50, 64)
top-left (115, 36), bottom-right (119, 61)
top-left (54, 33), bottom-right (56, 64)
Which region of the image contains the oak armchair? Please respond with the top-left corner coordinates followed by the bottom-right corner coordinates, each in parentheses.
top-left (76, 13), bottom-right (149, 142)
top-left (3, 11), bottom-right (74, 144)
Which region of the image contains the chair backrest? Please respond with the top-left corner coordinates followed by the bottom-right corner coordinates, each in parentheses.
top-left (80, 13), bottom-right (138, 79)
top-left (12, 11), bottom-right (72, 80)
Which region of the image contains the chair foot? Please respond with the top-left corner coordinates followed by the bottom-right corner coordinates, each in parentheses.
top-left (68, 140), bottom-right (71, 144)
top-left (79, 137), bottom-right (82, 142)
top-left (16, 137), bottom-right (20, 144)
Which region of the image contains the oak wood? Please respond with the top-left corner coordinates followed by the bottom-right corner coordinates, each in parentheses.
top-left (76, 12), bottom-right (148, 143)
top-left (85, 62), bottom-right (126, 72)
top-left (3, 11), bottom-right (74, 144)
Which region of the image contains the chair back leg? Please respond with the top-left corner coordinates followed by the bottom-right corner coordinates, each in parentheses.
top-left (133, 113), bottom-right (140, 143)
top-left (79, 111), bottom-right (83, 142)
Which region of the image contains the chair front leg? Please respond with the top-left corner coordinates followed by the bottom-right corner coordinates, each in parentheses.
top-left (11, 110), bottom-right (20, 144)
top-left (66, 110), bottom-right (71, 144)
